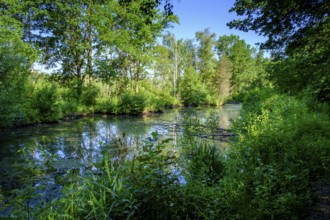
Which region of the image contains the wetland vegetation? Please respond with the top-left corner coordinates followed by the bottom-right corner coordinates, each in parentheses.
top-left (1, 0), bottom-right (330, 219)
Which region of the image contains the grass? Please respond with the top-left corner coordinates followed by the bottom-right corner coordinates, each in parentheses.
top-left (2, 88), bottom-right (330, 219)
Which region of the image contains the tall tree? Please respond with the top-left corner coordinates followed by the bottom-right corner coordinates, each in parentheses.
top-left (153, 44), bottom-right (172, 90)
top-left (180, 39), bottom-right (198, 71)
top-left (216, 56), bottom-right (233, 105)
top-left (162, 32), bottom-right (182, 97)
top-left (228, 0), bottom-right (330, 102)
top-left (95, 0), bottom-right (177, 93)
top-left (195, 29), bottom-right (217, 88)
top-left (4, 0), bottom-right (177, 95)
top-left (0, 5), bottom-right (37, 127)
top-left (153, 36), bottom-right (199, 99)
top-left (216, 35), bottom-right (256, 97)
top-left (0, 5), bottom-right (35, 80)
top-left (228, 0), bottom-right (330, 52)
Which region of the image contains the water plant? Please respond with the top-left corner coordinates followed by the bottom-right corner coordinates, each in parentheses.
top-left (2, 91), bottom-right (329, 219)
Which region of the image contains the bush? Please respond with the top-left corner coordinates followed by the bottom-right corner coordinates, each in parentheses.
top-left (5, 88), bottom-right (330, 219)
top-left (146, 93), bottom-right (179, 112)
top-left (28, 132), bottom-right (183, 219)
top-left (0, 75), bottom-right (34, 127)
top-left (119, 92), bottom-right (146, 114)
top-left (222, 88), bottom-right (330, 219)
top-left (81, 85), bottom-right (99, 106)
top-left (31, 85), bottom-right (61, 122)
top-left (0, 86), bottom-right (22, 127)
top-left (180, 86), bottom-right (207, 107)
top-left (182, 139), bottom-right (225, 186)
top-left (180, 66), bottom-right (208, 106)
top-left (95, 96), bottom-right (120, 114)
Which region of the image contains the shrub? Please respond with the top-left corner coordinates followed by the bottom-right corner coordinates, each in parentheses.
top-left (0, 86), bottom-right (22, 127)
top-left (223, 89), bottom-right (330, 219)
top-left (180, 86), bottom-right (207, 107)
top-left (31, 85), bottom-right (61, 122)
top-left (146, 93), bottom-right (179, 112)
top-left (182, 139), bottom-right (225, 186)
top-left (30, 132), bottom-right (182, 219)
top-left (0, 76), bottom-right (34, 127)
top-left (81, 85), bottom-right (99, 106)
top-left (95, 96), bottom-right (120, 114)
top-left (119, 92), bottom-right (146, 114)
top-left (180, 66), bottom-right (208, 106)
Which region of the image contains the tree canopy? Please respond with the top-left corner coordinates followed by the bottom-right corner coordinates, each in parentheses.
top-left (229, 0), bottom-right (330, 102)
top-left (228, 0), bottom-right (330, 52)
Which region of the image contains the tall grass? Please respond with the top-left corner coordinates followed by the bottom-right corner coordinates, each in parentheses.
top-left (3, 88), bottom-right (330, 219)
top-left (221, 88), bottom-right (330, 219)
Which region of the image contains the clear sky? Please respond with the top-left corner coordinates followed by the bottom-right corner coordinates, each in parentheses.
top-left (168, 0), bottom-right (266, 47)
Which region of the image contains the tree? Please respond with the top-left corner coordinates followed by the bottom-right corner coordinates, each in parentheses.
top-left (216, 35), bottom-right (256, 98)
top-left (228, 0), bottom-right (330, 52)
top-left (217, 56), bottom-right (233, 105)
top-left (0, 7), bottom-right (37, 127)
top-left (3, 0), bottom-right (102, 95)
top-left (195, 29), bottom-right (217, 87)
top-left (154, 35), bottom-right (200, 101)
top-left (93, 0), bottom-right (178, 94)
top-left (180, 39), bottom-right (198, 71)
top-left (162, 32), bottom-right (183, 97)
top-left (228, 0), bottom-right (330, 102)
top-left (3, 0), bottom-right (177, 95)
top-left (0, 1), bottom-right (36, 80)
top-left (179, 66), bottom-right (207, 106)
top-left (153, 42), bottom-right (173, 95)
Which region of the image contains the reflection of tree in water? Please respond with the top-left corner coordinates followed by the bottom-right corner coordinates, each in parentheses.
top-left (217, 112), bottom-right (228, 129)
top-left (59, 117), bottom-right (155, 164)
top-left (0, 105), bottom-right (242, 209)
top-left (98, 118), bottom-right (152, 159)
top-left (1, 105), bottom-right (241, 181)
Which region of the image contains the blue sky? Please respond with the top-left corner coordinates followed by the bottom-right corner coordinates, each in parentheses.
top-left (168, 0), bottom-right (266, 47)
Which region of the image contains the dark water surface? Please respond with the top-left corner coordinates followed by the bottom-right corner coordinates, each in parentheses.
top-left (1, 104), bottom-right (241, 168)
top-left (0, 104), bottom-right (241, 213)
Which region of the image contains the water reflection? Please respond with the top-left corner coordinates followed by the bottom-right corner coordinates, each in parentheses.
top-left (0, 104), bottom-right (241, 181)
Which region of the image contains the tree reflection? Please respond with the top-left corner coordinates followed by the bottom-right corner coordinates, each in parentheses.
top-left (0, 105), bottom-right (242, 208)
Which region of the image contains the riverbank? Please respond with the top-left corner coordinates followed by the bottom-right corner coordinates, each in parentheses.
top-left (3, 101), bottom-right (237, 130)
top-left (2, 90), bottom-right (329, 219)
top-left (0, 104), bottom-right (241, 218)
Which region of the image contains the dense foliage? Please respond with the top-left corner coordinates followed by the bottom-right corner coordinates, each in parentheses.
top-left (228, 0), bottom-right (329, 50)
top-left (225, 89), bottom-right (330, 218)
top-left (229, 0), bottom-right (330, 103)
top-left (2, 91), bottom-right (329, 219)
top-left (0, 1), bottom-right (267, 128)
top-left (1, 0), bottom-right (330, 219)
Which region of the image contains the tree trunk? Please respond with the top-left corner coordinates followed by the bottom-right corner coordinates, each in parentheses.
top-left (135, 62), bottom-right (140, 94)
top-left (173, 42), bottom-right (178, 97)
top-left (87, 0), bottom-right (93, 87)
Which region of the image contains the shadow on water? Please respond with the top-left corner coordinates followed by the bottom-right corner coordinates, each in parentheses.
top-left (0, 104), bottom-right (241, 216)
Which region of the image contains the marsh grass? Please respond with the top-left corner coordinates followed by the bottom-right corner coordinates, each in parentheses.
top-left (221, 89), bottom-right (330, 219)
top-left (2, 89), bottom-right (330, 219)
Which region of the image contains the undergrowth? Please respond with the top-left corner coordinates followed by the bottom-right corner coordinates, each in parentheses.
top-left (2, 88), bottom-right (330, 219)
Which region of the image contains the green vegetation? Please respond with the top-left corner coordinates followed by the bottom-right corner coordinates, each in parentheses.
top-left (224, 89), bottom-right (330, 218)
top-left (1, 0), bottom-right (330, 219)
top-left (0, 0), bottom-right (268, 128)
top-left (228, 0), bottom-right (330, 103)
top-left (3, 95), bottom-right (329, 219)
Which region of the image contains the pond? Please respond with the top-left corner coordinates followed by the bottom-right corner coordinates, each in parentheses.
top-left (0, 104), bottom-right (241, 215)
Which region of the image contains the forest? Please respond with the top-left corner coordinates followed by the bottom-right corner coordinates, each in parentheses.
top-left (0, 0), bottom-right (269, 126)
top-left (0, 0), bottom-right (329, 219)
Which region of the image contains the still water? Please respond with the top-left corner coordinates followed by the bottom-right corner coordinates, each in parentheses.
top-left (0, 104), bottom-right (240, 168)
top-left (0, 104), bottom-right (241, 206)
